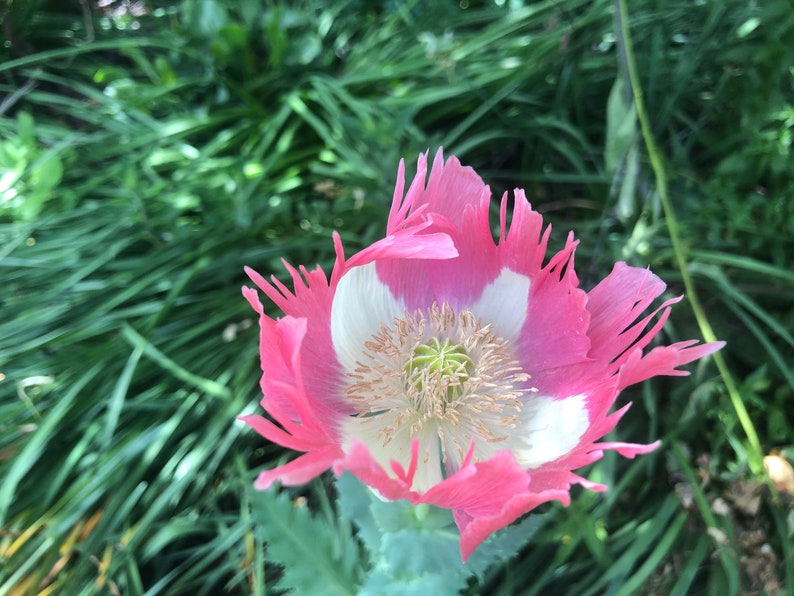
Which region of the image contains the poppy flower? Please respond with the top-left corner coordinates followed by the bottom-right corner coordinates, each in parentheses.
top-left (240, 149), bottom-right (723, 560)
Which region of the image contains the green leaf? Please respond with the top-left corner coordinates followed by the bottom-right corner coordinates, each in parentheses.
top-left (336, 472), bottom-right (382, 554)
top-left (466, 513), bottom-right (547, 578)
top-left (337, 473), bottom-right (545, 591)
top-left (360, 570), bottom-right (457, 596)
top-left (251, 488), bottom-right (363, 595)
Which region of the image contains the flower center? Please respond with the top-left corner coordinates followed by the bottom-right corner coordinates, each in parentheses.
top-left (345, 302), bottom-right (531, 464)
top-left (406, 337), bottom-right (474, 404)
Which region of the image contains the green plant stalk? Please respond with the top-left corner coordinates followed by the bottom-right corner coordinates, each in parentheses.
top-left (615, 0), bottom-right (764, 473)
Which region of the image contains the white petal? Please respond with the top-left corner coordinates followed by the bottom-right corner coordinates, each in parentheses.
top-left (470, 268), bottom-right (531, 341)
top-left (331, 262), bottom-right (405, 373)
top-left (510, 394), bottom-right (590, 468)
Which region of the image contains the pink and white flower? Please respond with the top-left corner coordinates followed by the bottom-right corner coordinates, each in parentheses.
top-left (240, 149), bottom-right (723, 560)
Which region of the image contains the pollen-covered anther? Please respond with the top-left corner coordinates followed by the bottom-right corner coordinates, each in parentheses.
top-left (345, 301), bottom-right (533, 456)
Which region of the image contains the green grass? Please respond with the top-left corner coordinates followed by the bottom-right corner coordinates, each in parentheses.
top-left (1, 0), bottom-right (793, 593)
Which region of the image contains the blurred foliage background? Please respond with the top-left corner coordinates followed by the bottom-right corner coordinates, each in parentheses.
top-left (1, 0), bottom-right (792, 593)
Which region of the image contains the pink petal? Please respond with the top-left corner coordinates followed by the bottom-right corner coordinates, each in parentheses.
top-left (239, 304), bottom-right (345, 478)
top-left (239, 414), bottom-right (327, 452)
top-left (244, 265), bottom-right (350, 418)
top-left (376, 149), bottom-right (501, 310)
top-left (408, 149), bottom-right (489, 230)
top-left (254, 444), bottom-right (344, 489)
top-left (586, 263), bottom-right (668, 362)
top-left (332, 440), bottom-right (422, 503)
top-left (455, 487), bottom-right (569, 561)
top-left (261, 315), bottom-right (345, 428)
top-left (617, 339), bottom-right (726, 390)
top-left (421, 451), bottom-right (530, 512)
top-left (346, 225), bottom-right (458, 270)
top-left (420, 451), bottom-right (568, 561)
top-left (524, 395), bottom-right (660, 495)
top-left (597, 440), bottom-right (662, 458)
top-left (497, 189), bottom-right (550, 275)
top-left (517, 237), bottom-right (591, 391)
top-left (567, 472), bottom-right (609, 492)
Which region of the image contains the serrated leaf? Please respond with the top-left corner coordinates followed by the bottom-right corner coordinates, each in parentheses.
top-left (338, 474), bottom-right (547, 587)
top-left (251, 489), bottom-right (362, 595)
top-left (359, 570), bottom-right (459, 596)
top-left (465, 512), bottom-right (547, 579)
top-left (336, 472), bottom-right (382, 554)
top-left (378, 528), bottom-right (467, 584)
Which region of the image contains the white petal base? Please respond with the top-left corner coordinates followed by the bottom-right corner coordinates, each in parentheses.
top-left (509, 394), bottom-right (590, 469)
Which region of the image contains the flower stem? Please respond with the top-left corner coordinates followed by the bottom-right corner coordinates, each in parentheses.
top-left (614, 0), bottom-right (764, 473)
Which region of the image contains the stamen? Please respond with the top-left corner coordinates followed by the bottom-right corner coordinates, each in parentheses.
top-left (345, 302), bottom-right (533, 464)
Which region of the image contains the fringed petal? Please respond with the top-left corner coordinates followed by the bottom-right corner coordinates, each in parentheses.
top-left (239, 414), bottom-right (324, 452)
top-left (254, 445), bottom-right (344, 489)
top-left (517, 237), bottom-right (591, 390)
top-left (455, 487), bottom-right (570, 562)
top-left (244, 263), bottom-right (348, 418)
top-left (420, 451), bottom-right (568, 561)
top-left (498, 189), bottom-right (550, 276)
top-left (333, 440), bottom-right (421, 503)
top-left (597, 440), bottom-right (662, 458)
top-left (617, 339), bottom-right (726, 390)
top-left (586, 263), bottom-right (668, 361)
top-left (376, 148), bottom-right (501, 310)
